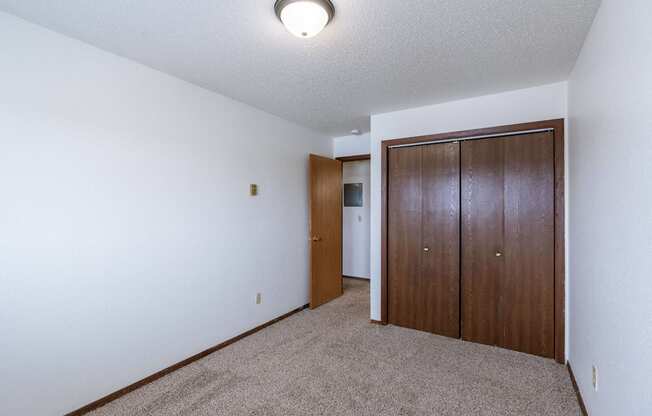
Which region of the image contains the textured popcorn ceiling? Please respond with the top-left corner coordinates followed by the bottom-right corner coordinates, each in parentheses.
top-left (0, 0), bottom-right (600, 135)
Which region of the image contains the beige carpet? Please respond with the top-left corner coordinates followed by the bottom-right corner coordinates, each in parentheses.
top-left (89, 278), bottom-right (580, 416)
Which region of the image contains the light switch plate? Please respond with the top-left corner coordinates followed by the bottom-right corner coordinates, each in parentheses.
top-left (592, 365), bottom-right (598, 391)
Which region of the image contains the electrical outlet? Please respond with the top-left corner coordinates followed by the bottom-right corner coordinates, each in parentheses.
top-left (592, 365), bottom-right (598, 391)
top-left (256, 293), bottom-right (262, 305)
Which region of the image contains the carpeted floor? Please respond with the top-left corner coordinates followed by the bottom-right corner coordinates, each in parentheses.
top-left (89, 278), bottom-right (580, 416)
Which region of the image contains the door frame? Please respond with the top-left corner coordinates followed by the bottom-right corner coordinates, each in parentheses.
top-left (380, 119), bottom-right (565, 363)
top-left (336, 154), bottom-right (371, 162)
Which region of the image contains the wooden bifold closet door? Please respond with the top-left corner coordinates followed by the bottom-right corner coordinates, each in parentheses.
top-left (387, 142), bottom-right (460, 338)
top-left (387, 131), bottom-right (555, 359)
top-left (461, 132), bottom-right (555, 358)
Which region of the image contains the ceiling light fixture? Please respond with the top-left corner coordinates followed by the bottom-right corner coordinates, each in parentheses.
top-left (274, 0), bottom-right (335, 39)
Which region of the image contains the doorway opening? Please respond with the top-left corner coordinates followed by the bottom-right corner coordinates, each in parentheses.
top-left (339, 155), bottom-right (371, 303)
top-left (340, 156), bottom-right (371, 282)
top-left (308, 153), bottom-right (371, 310)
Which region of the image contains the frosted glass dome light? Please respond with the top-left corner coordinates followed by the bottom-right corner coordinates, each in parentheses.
top-left (275, 0), bottom-right (335, 39)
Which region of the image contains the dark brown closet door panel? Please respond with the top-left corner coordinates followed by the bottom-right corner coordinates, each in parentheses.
top-left (501, 132), bottom-right (555, 358)
top-left (421, 143), bottom-right (461, 337)
top-left (387, 146), bottom-right (422, 329)
top-left (461, 139), bottom-right (504, 347)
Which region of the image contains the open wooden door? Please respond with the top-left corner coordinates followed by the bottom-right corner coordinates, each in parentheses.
top-left (309, 154), bottom-right (343, 309)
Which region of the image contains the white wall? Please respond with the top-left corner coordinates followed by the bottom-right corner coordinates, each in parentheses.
top-left (567, 1), bottom-right (652, 414)
top-left (0, 12), bottom-right (330, 416)
top-left (369, 82), bottom-right (568, 326)
top-left (333, 133), bottom-right (371, 157)
top-left (342, 161), bottom-right (371, 279)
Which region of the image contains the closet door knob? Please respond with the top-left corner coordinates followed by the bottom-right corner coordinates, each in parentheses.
top-left (423, 247), bottom-right (430, 252)
top-left (495, 252), bottom-right (503, 257)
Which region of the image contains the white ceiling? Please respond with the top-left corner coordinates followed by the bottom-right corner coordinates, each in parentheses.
top-left (0, 1), bottom-right (600, 136)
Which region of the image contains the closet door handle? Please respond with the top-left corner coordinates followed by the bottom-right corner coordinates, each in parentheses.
top-left (495, 252), bottom-right (503, 257)
top-left (423, 247), bottom-right (430, 252)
